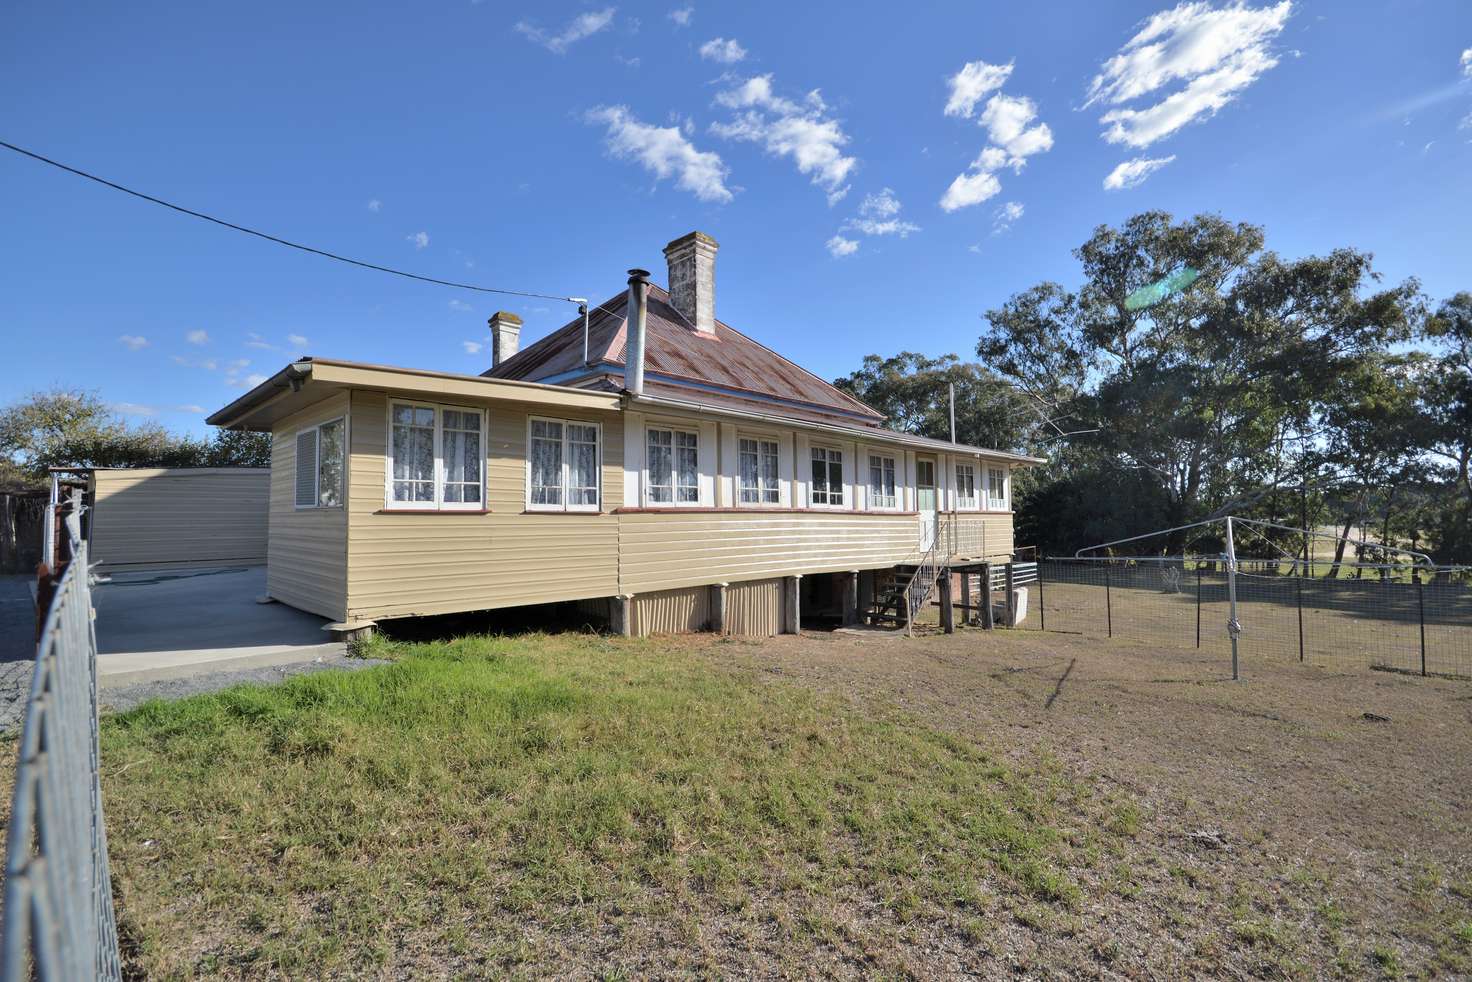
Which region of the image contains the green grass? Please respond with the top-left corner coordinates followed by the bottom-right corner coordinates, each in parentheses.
top-left (102, 633), bottom-right (1089, 977)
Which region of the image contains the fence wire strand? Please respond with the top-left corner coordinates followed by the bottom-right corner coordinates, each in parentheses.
top-left (1027, 558), bottom-right (1472, 679)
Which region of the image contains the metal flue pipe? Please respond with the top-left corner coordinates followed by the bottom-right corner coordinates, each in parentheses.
top-left (625, 269), bottom-right (650, 395)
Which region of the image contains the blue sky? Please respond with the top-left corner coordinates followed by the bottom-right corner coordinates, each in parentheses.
top-left (3, 0), bottom-right (1469, 435)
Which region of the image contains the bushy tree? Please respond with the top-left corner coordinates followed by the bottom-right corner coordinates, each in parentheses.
top-left (833, 352), bottom-right (1034, 452)
top-left (974, 211), bottom-right (1425, 553)
top-left (0, 388), bottom-right (271, 485)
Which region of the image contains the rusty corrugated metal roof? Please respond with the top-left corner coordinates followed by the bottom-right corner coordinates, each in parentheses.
top-left (483, 284), bottom-right (885, 423)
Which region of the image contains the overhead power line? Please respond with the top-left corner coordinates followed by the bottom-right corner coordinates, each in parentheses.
top-left (0, 138), bottom-right (584, 305)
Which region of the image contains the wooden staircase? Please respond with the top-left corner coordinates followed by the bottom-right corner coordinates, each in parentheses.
top-left (865, 564), bottom-right (943, 628)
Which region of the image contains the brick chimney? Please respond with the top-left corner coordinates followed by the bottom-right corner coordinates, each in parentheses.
top-left (488, 311), bottom-right (522, 367)
top-left (662, 231), bottom-right (718, 335)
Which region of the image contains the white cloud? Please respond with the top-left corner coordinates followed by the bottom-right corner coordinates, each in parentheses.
top-left (227, 373), bottom-right (269, 390)
top-left (175, 404), bottom-right (207, 415)
top-left (287, 333), bottom-right (309, 348)
top-left (229, 358), bottom-right (251, 369)
top-left (858, 187), bottom-right (901, 219)
top-left (938, 66), bottom-right (1052, 212)
top-left (1087, 1), bottom-right (1292, 148)
top-left (1103, 154), bottom-right (1177, 189)
top-left (515, 7), bottom-right (616, 53)
top-left (699, 37), bottom-right (746, 63)
top-left (587, 105), bottom-right (733, 203)
top-left (944, 59), bottom-right (1013, 118)
top-left (1463, 48), bottom-right (1472, 77)
top-left (710, 74), bottom-right (856, 199)
top-left (992, 200), bottom-right (1024, 233)
top-left (826, 235), bottom-right (859, 258)
top-left (939, 170), bottom-right (1002, 212)
top-left (171, 355), bottom-right (219, 370)
top-left (979, 94), bottom-right (1054, 167)
top-left (117, 334), bottom-right (149, 350)
top-left (110, 402), bottom-right (157, 417)
top-left (669, 6), bottom-right (692, 26)
top-left (449, 299), bottom-right (473, 312)
top-left (833, 188), bottom-right (920, 249)
top-left (1461, 111), bottom-right (1472, 131)
top-left (407, 231), bottom-right (430, 250)
top-left (186, 329), bottom-right (209, 345)
top-left (367, 199), bottom-right (382, 213)
top-left (462, 340), bottom-right (484, 355)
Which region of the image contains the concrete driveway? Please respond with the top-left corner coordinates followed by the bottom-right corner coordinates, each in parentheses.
top-left (94, 566), bottom-right (343, 685)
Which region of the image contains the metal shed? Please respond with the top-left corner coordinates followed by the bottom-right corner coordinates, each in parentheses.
top-left (87, 467), bottom-right (270, 571)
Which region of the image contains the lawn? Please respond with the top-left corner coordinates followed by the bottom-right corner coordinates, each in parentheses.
top-left (55, 625), bottom-right (1472, 977)
top-left (97, 633), bottom-right (1108, 978)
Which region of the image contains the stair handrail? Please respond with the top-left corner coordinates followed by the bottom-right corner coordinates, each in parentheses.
top-left (903, 514), bottom-right (950, 636)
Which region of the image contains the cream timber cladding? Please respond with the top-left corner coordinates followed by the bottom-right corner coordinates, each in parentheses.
top-left (617, 511), bottom-right (919, 596)
top-left (344, 390), bottom-right (624, 622)
top-left (88, 467), bottom-right (269, 571)
top-left (950, 513), bottom-right (1015, 561)
top-left (267, 393), bottom-right (350, 621)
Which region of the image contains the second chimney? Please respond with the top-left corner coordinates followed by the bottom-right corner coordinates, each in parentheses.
top-left (663, 231), bottom-right (718, 335)
top-left (489, 311), bottom-right (522, 368)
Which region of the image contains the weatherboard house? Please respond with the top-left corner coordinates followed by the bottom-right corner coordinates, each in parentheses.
top-left (208, 232), bottom-right (1039, 637)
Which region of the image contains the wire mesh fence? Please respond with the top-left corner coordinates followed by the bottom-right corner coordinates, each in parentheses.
top-left (2, 495), bottom-right (123, 981)
top-left (1020, 558), bottom-right (1472, 679)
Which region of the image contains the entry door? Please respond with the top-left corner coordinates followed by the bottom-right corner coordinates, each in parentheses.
top-left (916, 458), bottom-right (937, 551)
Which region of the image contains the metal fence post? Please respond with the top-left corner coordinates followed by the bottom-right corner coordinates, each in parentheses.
top-left (1225, 516), bottom-right (1240, 681)
top-left (1418, 581), bottom-right (1427, 677)
top-left (1104, 564), bottom-right (1113, 639)
top-left (1037, 562), bottom-right (1046, 632)
top-left (1296, 573), bottom-right (1304, 663)
top-left (1195, 565), bottom-right (1201, 649)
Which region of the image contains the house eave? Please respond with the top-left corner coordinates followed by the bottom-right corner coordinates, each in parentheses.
top-left (624, 391), bottom-right (1046, 466)
top-left (206, 357), bottom-right (623, 431)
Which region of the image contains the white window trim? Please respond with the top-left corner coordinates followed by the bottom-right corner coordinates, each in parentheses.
top-left (955, 462), bottom-right (980, 512)
top-left (525, 415), bottom-right (603, 513)
top-left (808, 442), bottom-right (848, 510)
top-left (736, 429), bottom-right (784, 508)
top-left (985, 464), bottom-right (1010, 512)
top-left (643, 423), bottom-right (703, 507)
top-left (865, 449), bottom-right (901, 512)
top-left (294, 416), bottom-right (347, 510)
top-left (383, 400), bottom-right (487, 512)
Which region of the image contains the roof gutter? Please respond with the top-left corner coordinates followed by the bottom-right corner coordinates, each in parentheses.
top-left (624, 392), bottom-right (1045, 465)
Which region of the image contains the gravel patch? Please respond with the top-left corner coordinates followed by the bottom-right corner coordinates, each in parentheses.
top-left (99, 654), bottom-right (390, 715)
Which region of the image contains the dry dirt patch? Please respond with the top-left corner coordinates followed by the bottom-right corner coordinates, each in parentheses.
top-left (711, 627), bottom-right (1472, 976)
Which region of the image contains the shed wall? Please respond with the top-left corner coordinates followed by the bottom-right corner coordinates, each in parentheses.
top-left (90, 468), bottom-right (269, 571)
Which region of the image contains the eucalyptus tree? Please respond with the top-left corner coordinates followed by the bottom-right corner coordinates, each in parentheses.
top-left (977, 211), bottom-right (1422, 548)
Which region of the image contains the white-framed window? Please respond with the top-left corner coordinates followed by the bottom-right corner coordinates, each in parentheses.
top-left (956, 463), bottom-right (978, 510)
top-left (986, 466), bottom-right (1008, 510)
top-left (867, 453), bottom-right (897, 509)
top-left (738, 435), bottom-right (780, 505)
top-left (527, 416), bottom-right (601, 512)
top-left (295, 417), bottom-right (346, 509)
top-left (386, 401), bottom-right (485, 511)
top-left (647, 426), bottom-right (700, 505)
top-left (810, 446), bottom-right (845, 507)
